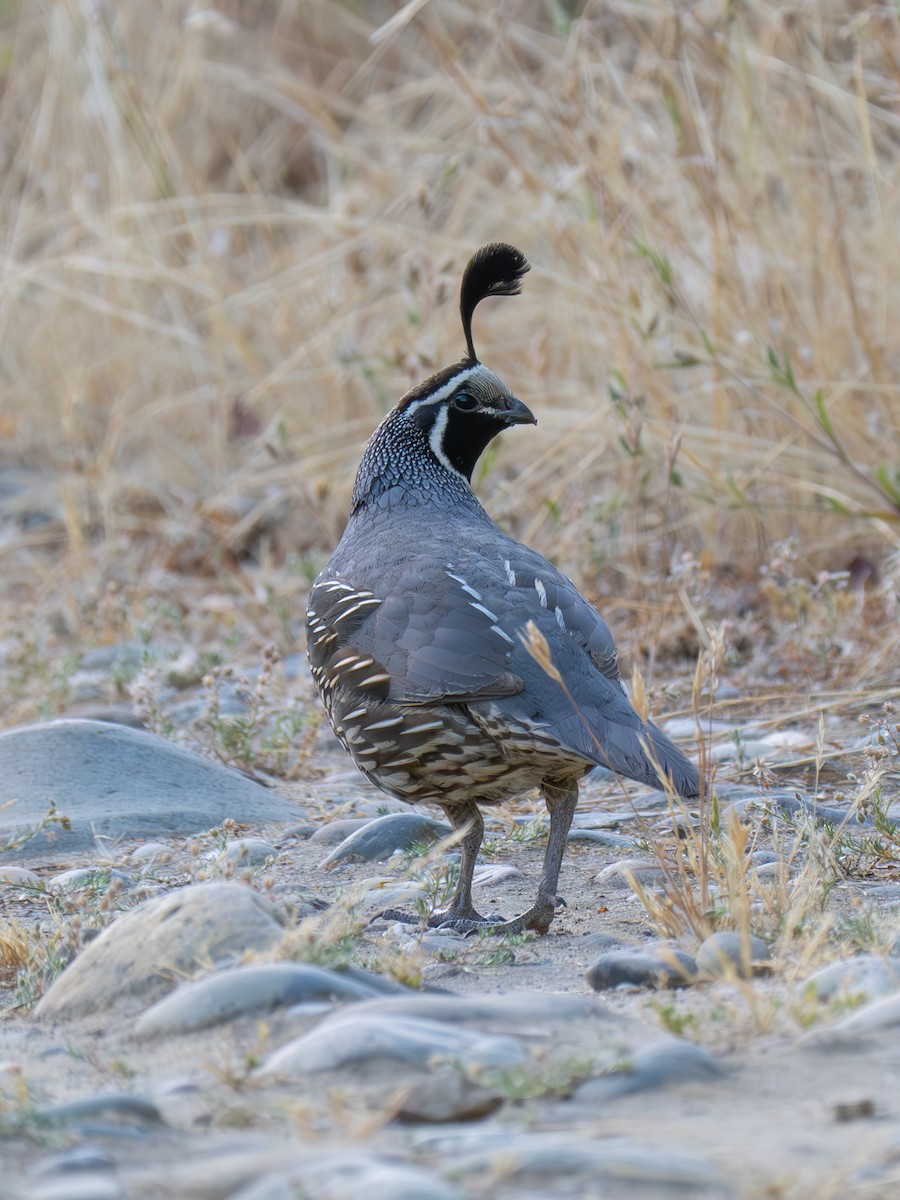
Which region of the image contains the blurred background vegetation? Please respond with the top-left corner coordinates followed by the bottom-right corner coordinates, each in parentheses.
top-left (1, 0), bottom-right (898, 705)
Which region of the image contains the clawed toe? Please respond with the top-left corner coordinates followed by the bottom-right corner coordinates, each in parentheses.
top-left (428, 907), bottom-right (497, 933)
top-left (377, 898), bottom-right (561, 937)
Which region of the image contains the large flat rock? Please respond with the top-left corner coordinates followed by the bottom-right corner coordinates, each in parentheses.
top-left (35, 882), bottom-right (287, 1020)
top-left (0, 719), bottom-right (299, 859)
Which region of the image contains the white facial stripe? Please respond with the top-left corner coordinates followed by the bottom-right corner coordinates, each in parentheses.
top-left (428, 404), bottom-right (467, 482)
top-left (403, 364), bottom-right (480, 415)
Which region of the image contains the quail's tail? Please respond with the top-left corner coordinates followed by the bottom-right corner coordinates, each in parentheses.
top-left (588, 718), bottom-right (700, 798)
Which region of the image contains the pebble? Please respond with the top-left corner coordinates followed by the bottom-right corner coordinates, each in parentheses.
top-left (571, 811), bottom-right (629, 829)
top-left (710, 738), bottom-right (777, 763)
top-left (0, 719), bottom-right (299, 859)
top-left (308, 817), bottom-right (373, 845)
top-left (35, 882), bottom-right (286, 1019)
top-left (283, 821), bottom-right (317, 840)
top-left (318, 812), bottom-right (452, 867)
top-left (472, 863), bottom-right (522, 886)
top-left (213, 838), bottom-right (279, 867)
top-left (586, 946), bottom-right (698, 990)
top-left (133, 962), bottom-right (385, 1037)
top-left (768, 793), bottom-right (888, 830)
top-left (0, 865), bottom-right (42, 887)
top-left (578, 931), bottom-right (627, 953)
top-left (749, 849), bottom-right (782, 865)
top-left (128, 843), bottom-right (172, 864)
top-left (36, 1092), bottom-right (162, 1129)
top-left (852, 882), bottom-right (900, 899)
top-left (594, 859), bottom-right (668, 890)
top-left (394, 1065), bottom-right (504, 1123)
top-left (662, 717), bottom-right (736, 738)
top-left (391, 928), bottom-right (471, 956)
top-left (696, 932), bottom-right (772, 980)
top-left (574, 1040), bottom-right (726, 1100)
top-left (259, 1012), bottom-right (528, 1076)
top-left (49, 867), bottom-right (134, 894)
top-left (801, 956), bottom-right (900, 1003)
top-left (359, 878), bottom-right (427, 911)
top-left (567, 829), bottom-right (639, 847)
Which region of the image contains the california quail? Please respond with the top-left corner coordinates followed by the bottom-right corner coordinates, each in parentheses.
top-left (307, 244), bottom-right (700, 935)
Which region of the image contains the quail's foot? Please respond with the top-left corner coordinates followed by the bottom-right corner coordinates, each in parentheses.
top-left (377, 896), bottom-right (565, 936)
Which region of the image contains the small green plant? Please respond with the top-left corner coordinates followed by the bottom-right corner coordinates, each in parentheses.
top-left (484, 1055), bottom-right (596, 1102)
top-left (650, 998), bottom-right (698, 1038)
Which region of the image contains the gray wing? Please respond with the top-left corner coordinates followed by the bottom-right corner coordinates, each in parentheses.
top-left (306, 569), bottom-right (524, 705)
top-left (307, 543), bottom-right (698, 797)
top-left (482, 545), bottom-right (700, 797)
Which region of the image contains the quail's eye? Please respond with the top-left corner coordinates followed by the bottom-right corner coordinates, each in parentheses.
top-left (453, 392), bottom-right (478, 411)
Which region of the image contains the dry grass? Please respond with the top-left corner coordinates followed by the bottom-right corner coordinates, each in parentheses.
top-left (0, 0), bottom-right (898, 700)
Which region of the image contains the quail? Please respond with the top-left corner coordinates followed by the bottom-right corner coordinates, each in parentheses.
top-left (307, 244), bottom-right (700, 935)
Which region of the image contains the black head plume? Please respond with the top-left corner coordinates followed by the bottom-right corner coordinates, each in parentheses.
top-left (459, 243), bottom-right (530, 361)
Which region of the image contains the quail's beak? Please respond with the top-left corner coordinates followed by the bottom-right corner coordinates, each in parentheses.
top-left (504, 396), bottom-right (537, 426)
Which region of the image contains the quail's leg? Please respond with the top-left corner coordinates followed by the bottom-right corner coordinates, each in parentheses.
top-left (376, 802), bottom-right (496, 931)
top-left (428, 801), bottom-right (494, 929)
top-left (490, 782), bottom-right (579, 936)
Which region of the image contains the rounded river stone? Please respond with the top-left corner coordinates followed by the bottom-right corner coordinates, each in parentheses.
top-left (0, 719), bottom-right (300, 859)
top-left (134, 963), bottom-right (384, 1037)
top-left (35, 882), bottom-right (286, 1020)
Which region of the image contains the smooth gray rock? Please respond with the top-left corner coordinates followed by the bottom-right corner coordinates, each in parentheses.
top-left (22, 1175), bottom-right (125, 1200)
top-left (575, 1041), bottom-right (726, 1100)
top-left (765, 793), bottom-right (890, 830)
top-left (35, 1092), bottom-right (162, 1128)
top-left (0, 865), bottom-right (42, 886)
top-left (586, 947), bottom-right (697, 991)
top-left (806, 990), bottom-right (900, 1044)
top-left (853, 882), bottom-right (900, 899)
top-left (283, 822), bottom-right (317, 840)
top-left (0, 719), bottom-right (299, 859)
top-left (415, 1130), bottom-right (727, 1193)
top-left (471, 863), bottom-right (522, 885)
top-left (134, 963), bottom-right (383, 1037)
top-left (308, 817), bottom-right (372, 845)
top-left (696, 932), bottom-right (772, 980)
top-left (329, 964), bottom-right (412, 997)
top-left (128, 843), bottom-right (172, 864)
top-left (395, 1066), bottom-right (504, 1123)
top-left (229, 1155), bottom-right (462, 1200)
top-left (35, 882), bottom-right (286, 1019)
top-left (567, 829), bottom-right (638, 847)
top-left (571, 811), bottom-right (629, 829)
top-left (28, 1145), bottom-right (116, 1176)
top-left (579, 931), bottom-right (627, 954)
top-left (49, 867), bottom-right (134, 893)
top-left (359, 878), bottom-right (427, 911)
top-left (594, 860), bottom-right (668, 890)
top-left (215, 838), bottom-right (279, 867)
top-left (335, 990), bottom-right (607, 1026)
top-left (801, 956), bottom-right (900, 1003)
top-left (259, 1012), bottom-right (528, 1076)
top-left (318, 812), bottom-right (451, 866)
